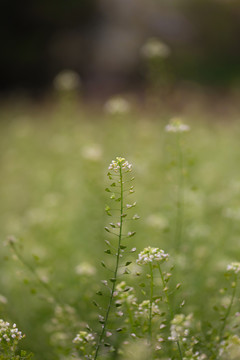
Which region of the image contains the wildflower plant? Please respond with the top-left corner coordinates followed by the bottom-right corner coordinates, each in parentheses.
top-left (89, 157), bottom-right (138, 360)
top-left (165, 117), bottom-right (190, 251)
top-left (135, 246), bottom-right (183, 359)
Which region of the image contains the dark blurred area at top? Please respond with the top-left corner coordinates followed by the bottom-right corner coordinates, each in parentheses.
top-left (1, 0), bottom-right (240, 97)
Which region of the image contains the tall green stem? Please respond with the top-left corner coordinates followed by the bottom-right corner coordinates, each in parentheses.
top-left (219, 275), bottom-right (237, 344)
top-left (94, 165), bottom-right (124, 360)
top-left (148, 262), bottom-right (154, 339)
top-left (158, 263), bottom-right (183, 360)
top-left (175, 133), bottom-right (184, 251)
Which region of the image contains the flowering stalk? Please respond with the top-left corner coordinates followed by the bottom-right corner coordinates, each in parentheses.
top-left (94, 157), bottom-right (135, 360)
top-left (157, 263), bottom-right (183, 360)
top-left (175, 132), bottom-right (184, 251)
top-left (165, 118), bottom-right (190, 251)
top-left (219, 263), bottom-right (239, 344)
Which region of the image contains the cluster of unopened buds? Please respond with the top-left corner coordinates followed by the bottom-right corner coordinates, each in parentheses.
top-left (136, 247), bottom-right (169, 265)
top-left (0, 319), bottom-right (24, 344)
top-left (226, 262), bottom-right (240, 274)
top-left (165, 118), bottom-right (190, 133)
top-left (108, 157), bottom-right (132, 173)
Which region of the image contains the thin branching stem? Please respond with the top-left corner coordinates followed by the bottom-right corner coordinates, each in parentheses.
top-left (175, 132), bottom-right (184, 251)
top-left (94, 165), bottom-right (124, 360)
top-left (9, 241), bottom-right (61, 305)
top-left (157, 263), bottom-right (183, 360)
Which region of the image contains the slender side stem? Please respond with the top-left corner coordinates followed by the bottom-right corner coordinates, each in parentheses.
top-left (158, 263), bottom-right (173, 319)
top-left (148, 262), bottom-right (154, 339)
top-left (94, 166), bottom-right (124, 360)
top-left (126, 302), bottom-right (135, 333)
top-left (219, 275), bottom-right (237, 343)
top-left (175, 133), bottom-right (184, 251)
top-left (158, 263), bottom-right (183, 360)
top-left (9, 241), bottom-right (61, 305)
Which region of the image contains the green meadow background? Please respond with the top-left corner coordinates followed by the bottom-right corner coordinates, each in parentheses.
top-left (1, 99), bottom-right (240, 358)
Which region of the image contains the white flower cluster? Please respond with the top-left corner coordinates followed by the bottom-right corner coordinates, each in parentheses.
top-left (108, 157), bottom-right (132, 173)
top-left (168, 314), bottom-right (192, 342)
top-left (136, 247), bottom-right (169, 265)
top-left (0, 319), bottom-right (24, 344)
top-left (227, 262), bottom-right (240, 274)
top-left (73, 331), bottom-right (95, 344)
top-left (165, 118), bottom-right (190, 133)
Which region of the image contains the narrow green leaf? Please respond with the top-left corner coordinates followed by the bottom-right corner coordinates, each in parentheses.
top-left (104, 249), bottom-right (111, 254)
top-left (127, 231), bottom-right (136, 238)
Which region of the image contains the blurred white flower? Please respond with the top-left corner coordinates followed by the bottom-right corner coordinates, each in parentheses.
top-left (168, 313), bottom-right (193, 342)
top-left (141, 38), bottom-right (171, 59)
top-left (223, 208), bottom-right (240, 221)
top-left (165, 118), bottom-right (190, 133)
top-left (81, 145), bottom-right (103, 161)
top-left (75, 262), bottom-right (96, 276)
top-left (0, 295), bottom-right (7, 304)
top-left (104, 96), bottom-right (130, 115)
top-left (227, 262), bottom-right (240, 274)
top-left (53, 70), bottom-right (81, 91)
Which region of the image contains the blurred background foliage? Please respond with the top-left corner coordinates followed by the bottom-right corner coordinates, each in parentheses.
top-left (1, 0), bottom-right (240, 96)
top-left (1, 1), bottom-right (240, 358)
